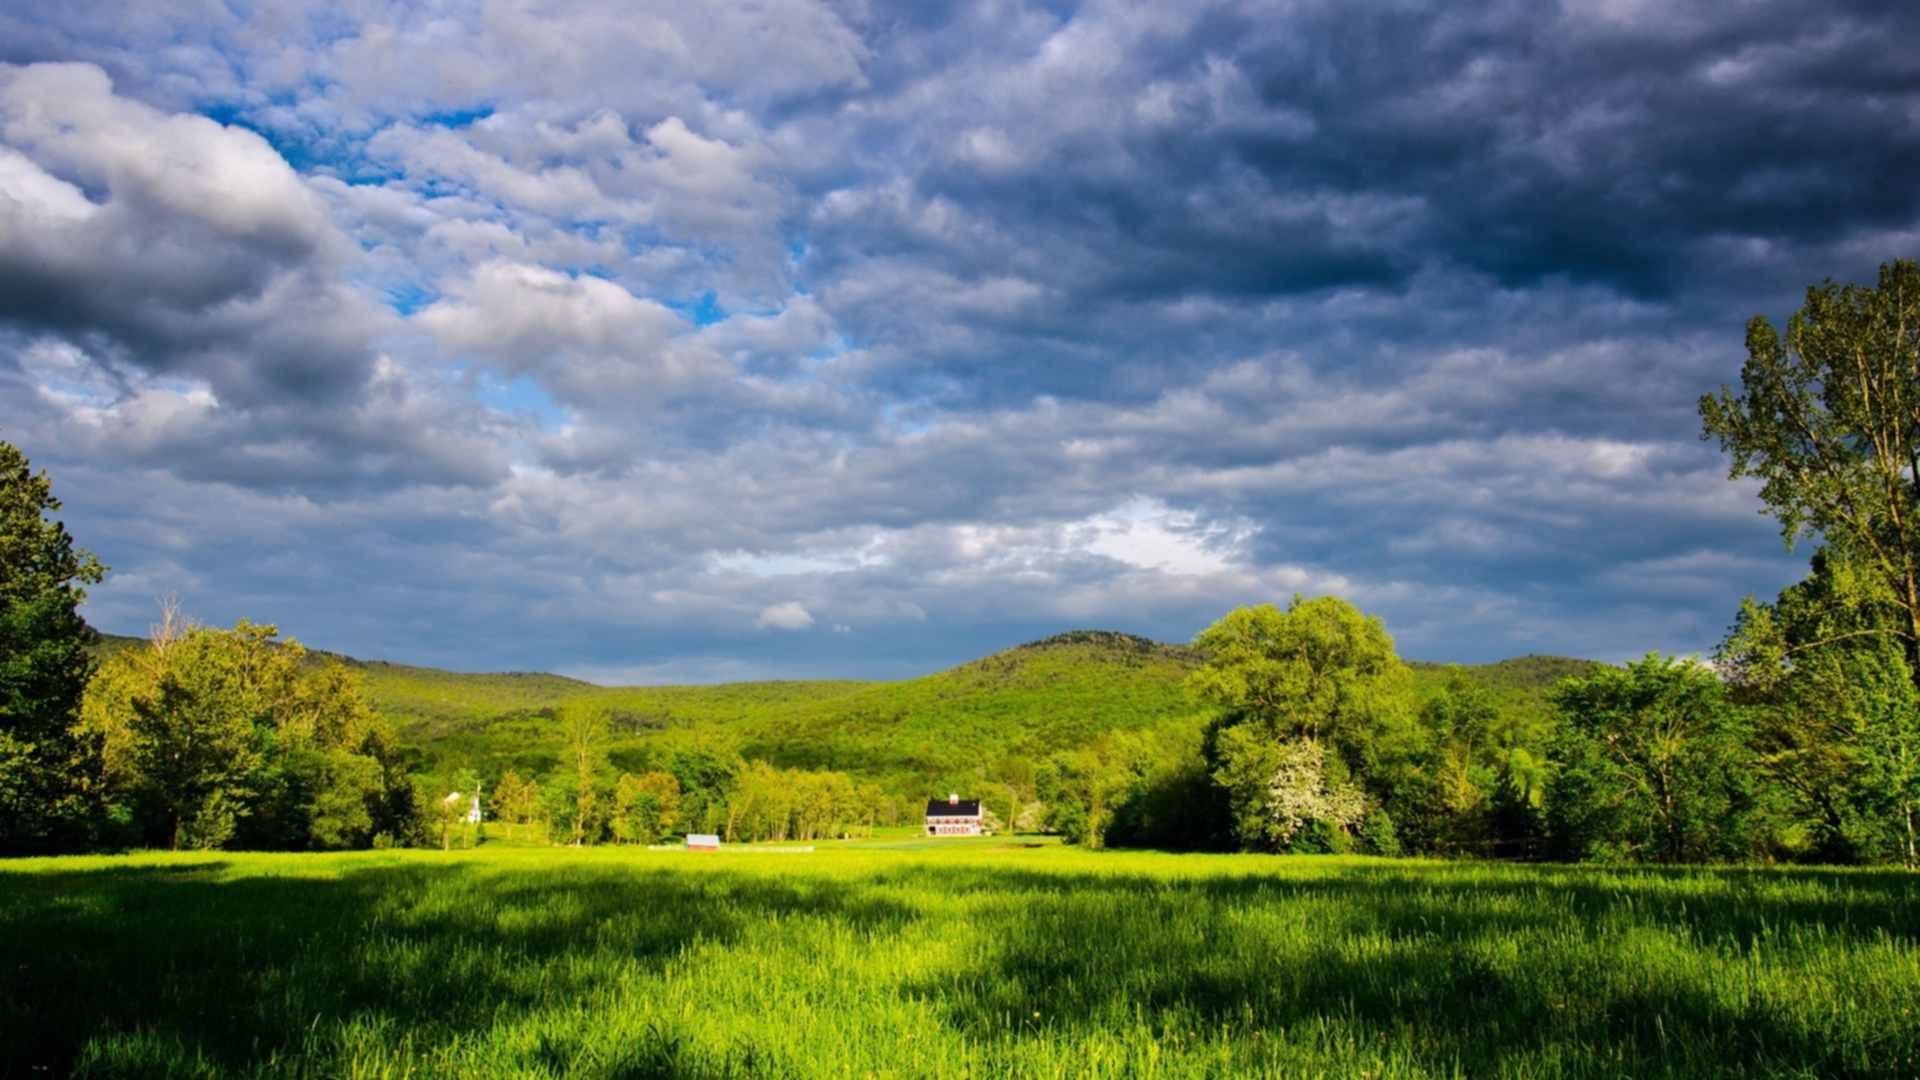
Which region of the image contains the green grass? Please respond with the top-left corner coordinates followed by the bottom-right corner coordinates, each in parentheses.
top-left (4, 845), bottom-right (1916, 1077)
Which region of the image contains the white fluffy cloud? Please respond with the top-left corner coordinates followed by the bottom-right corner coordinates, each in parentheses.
top-left (756, 601), bottom-right (815, 631)
top-left (4, 3), bottom-right (1913, 679)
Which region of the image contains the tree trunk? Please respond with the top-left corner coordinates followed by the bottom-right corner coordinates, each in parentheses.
top-left (1905, 799), bottom-right (1916, 869)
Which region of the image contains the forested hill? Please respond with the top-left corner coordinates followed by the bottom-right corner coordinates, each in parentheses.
top-left (91, 626), bottom-right (1596, 793)
top-left (371, 630), bottom-right (1209, 791)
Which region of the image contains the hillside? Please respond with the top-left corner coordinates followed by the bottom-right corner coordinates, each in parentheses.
top-left (397, 631), bottom-right (1207, 791)
top-left (92, 626), bottom-right (1599, 793)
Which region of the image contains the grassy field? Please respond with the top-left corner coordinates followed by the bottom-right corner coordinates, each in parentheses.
top-left (4, 845), bottom-right (1916, 1078)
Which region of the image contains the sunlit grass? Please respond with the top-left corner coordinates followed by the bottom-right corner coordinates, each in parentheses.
top-left (4, 844), bottom-right (1916, 1077)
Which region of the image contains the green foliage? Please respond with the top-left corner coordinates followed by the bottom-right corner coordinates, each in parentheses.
top-left (84, 620), bottom-right (422, 850)
top-left (722, 761), bottom-right (875, 843)
top-left (3, 847), bottom-right (1917, 1077)
top-left (0, 439), bottom-right (107, 853)
top-left (1544, 655), bottom-right (1761, 864)
top-left (370, 631), bottom-right (1206, 808)
top-left (558, 702), bottom-right (607, 847)
top-left (1190, 597), bottom-right (1413, 853)
top-left (1187, 596), bottom-right (1405, 743)
top-left (1037, 746), bottom-right (1127, 848)
top-left (610, 771), bottom-right (680, 845)
top-left (1700, 258), bottom-right (1920, 672)
top-left (1359, 808), bottom-right (1400, 857)
top-left (1211, 727), bottom-right (1367, 852)
top-left (1719, 549), bottom-right (1920, 865)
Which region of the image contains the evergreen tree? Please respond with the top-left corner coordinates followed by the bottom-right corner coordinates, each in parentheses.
top-left (0, 440), bottom-right (106, 853)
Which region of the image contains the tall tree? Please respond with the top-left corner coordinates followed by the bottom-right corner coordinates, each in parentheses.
top-left (1546, 655), bottom-right (1758, 864)
top-left (1700, 259), bottom-right (1920, 684)
top-left (490, 769), bottom-right (531, 840)
top-left (1719, 550), bottom-right (1920, 865)
top-left (610, 770), bottom-right (679, 844)
top-left (1187, 596), bottom-right (1406, 746)
top-left (1188, 596), bottom-right (1411, 852)
top-left (0, 440), bottom-right (106, 852)
top-left (559, 702), bottom-right (606, 846)
top-left (124, 626), bottom-right (283, 849)
top-left (86, 616), bottom-right (419, 850)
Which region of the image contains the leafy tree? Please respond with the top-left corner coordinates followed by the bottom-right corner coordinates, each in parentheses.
top-left (1187, 596), bottom-right (1405, 745)
top-left (1189, 597), bottom-right (1410, 852)
top-left (667, 743), bottom-right (741, 834)
top-left (1037, 747), bottom-right (1129, 848)
top-left (1102, 719), bottom-right (1224, 850)
top-left (1546, 655), bottom-right (1759, 863)
top-left (559, 702), bottom-right (606, 846)
top-left (489, 769), bottom-right (544, 841)
top-left (0, 440), bottom-right (107, 852)
top-left (1210, 726), bottom-right (1366, 852)
top-left (85, 616), bottom-right (420, 850)
top-left (1719, 549), bottom-right (1920, 864)
top-left (124, 624), bottom-right (290, 849)
top-left (1700, 259), bottom-right (1920, 685)
top-left (1487, 747), bottom-right (1550, 860)
top-left (611, 770), bottom-right (680, 844)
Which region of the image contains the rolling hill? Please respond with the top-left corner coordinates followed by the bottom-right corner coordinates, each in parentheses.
top-left (92, 627), bottom-right (1598, 792)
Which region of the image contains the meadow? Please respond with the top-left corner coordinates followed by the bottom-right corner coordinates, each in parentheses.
top-left (4, 842), bottom-right (1917, 1078)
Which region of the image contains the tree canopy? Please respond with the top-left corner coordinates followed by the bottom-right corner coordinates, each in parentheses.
top-left (0, 439), bottom-right (107, 852)
top-left (1700, 259), bottom-right (1920, 677)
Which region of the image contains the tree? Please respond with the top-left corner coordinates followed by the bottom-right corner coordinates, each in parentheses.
top-left (611, 770), bottom-right (681, 844)
top-left (1700, 259), bottom-right (1920, 686)
top-left (1188, 597), bottom-right (1410, 852)
top-left (1038, 747), bottom-right (1128, 848)
top-left (559, 702), bottom-right (606, 846)
top-left (0, 440), bottom-right (107, 852)
top-left (1211, 726), bottom-right (1366, 852)
top-left (1719, 549), bottom-right (1920, 865)
top-left (490, 769), bottom-right (534, 841)
top-left (1546, 655), bottom-right (1758, 864)
top-left (1188, 596), bottom-right (1407, 745)
top-left (667, 743), bottom-right (742, 834)
top-left (85, 614), bottom-right (420, 851)
top-left (120, 622), bottom-right (303, 849)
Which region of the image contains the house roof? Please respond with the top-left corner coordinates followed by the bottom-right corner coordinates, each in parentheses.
top-left (925, 798), bottom-right (982, 817)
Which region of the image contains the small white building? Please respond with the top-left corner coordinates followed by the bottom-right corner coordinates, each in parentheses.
top-left (686, 833), bottom-right (721, 851)
top-left (925, 793), bottom-right (983, 836)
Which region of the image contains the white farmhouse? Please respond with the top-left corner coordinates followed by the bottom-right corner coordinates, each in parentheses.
top-left (924, 793), bottom-right (984, 836)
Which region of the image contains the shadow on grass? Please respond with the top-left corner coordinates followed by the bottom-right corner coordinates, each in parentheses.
top-left (0, 858), bottom-right (916, 1077)
top-left (891, 861), bottom-right (1920, 1076)
top-left (2, 856), bottom-right (1915, 1077)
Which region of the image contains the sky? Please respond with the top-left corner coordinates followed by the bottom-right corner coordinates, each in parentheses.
top-left (1, 1), bottom-right (1916, 683)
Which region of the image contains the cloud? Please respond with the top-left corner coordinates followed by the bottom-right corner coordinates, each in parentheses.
top-left (756, 601), bottom-right (815, 631)
top-left (2, 3), bottom-right (1915, 679)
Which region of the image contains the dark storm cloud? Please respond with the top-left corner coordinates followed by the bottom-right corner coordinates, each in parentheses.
top-left (806, 0), bottom-right (1920, 386)
top-left (0, 2), bottom-right (1914, 678)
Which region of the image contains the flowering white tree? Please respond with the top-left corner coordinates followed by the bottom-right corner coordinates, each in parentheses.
top-left (1213, 727), bottom-right (1367, 850)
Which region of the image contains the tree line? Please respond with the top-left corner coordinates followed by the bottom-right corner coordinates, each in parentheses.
top-left (467, 707), bottom-right (905, 848)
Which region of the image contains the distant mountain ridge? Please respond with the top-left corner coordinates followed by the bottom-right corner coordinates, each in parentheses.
top-left (90, 625), bottom-right (1598, 789)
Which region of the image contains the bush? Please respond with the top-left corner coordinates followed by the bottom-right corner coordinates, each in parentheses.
top-left (1361, 809), bottom-right (1401, 857)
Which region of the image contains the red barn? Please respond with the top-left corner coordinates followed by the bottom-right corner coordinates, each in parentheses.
top-left (925, 793), bottom-right (983, 836)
